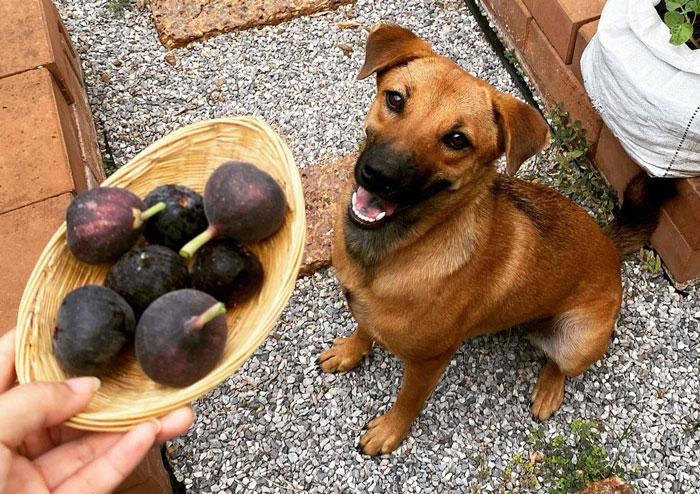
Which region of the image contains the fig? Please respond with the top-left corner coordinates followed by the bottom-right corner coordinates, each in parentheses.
top-left (105, 245), bottom-right (190, 316)
top-left (135, 289), bottom-right (227, 387)
top-left (143, 185), bottom-right (207, 251)
top-left (180, 161), bottom-right (287, 258)
top-left (191, 240), bottom-right (264, 308)
top-left (66, 187), bottom-right (165, 264)
top-left (53, 285), bottom-right (135, 377)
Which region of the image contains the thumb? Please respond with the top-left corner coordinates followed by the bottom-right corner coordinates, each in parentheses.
top-left (0, 377), bottom-right (100, 448)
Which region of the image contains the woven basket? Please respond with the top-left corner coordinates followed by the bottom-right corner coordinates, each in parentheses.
top-left (15, 117), bottom-right (305, 431)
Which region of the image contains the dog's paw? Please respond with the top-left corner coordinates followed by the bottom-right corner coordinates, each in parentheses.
top-left (358, 412), bottom-right (410, 455)
top-left (531, 362), bottom-right (565, 421)
top-left (318, 337), bottom-right (369, 373)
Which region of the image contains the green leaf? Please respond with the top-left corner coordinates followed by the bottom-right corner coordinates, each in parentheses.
top-left (666, 0), bottom-right (684, 10)
top-left (664, 10), bottom-right (685, 28)
top-left (568, 149), bottom-right (585, 159)
top-left (670, 22), bottom-right (694, 45)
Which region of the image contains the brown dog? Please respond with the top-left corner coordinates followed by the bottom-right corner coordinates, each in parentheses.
top-left (318, 24), bottom-right (673, 455)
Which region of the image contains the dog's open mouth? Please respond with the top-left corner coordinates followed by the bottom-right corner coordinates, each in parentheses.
top-left (349, 186), bottom-right (398, 227)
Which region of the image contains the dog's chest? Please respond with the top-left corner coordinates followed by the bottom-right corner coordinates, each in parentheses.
top-left (340, 270), bottom-right (463, 358)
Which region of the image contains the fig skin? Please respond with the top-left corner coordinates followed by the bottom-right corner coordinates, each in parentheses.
top-left (66, 187), bottom-right (165, 264)
top-left (135, 289), bottom-right (227, 388)
top-left (105, 245), bottom-right (190, 316)
top-left (191, 240), bottom-right (264, 308)
top-left (180, 161), bottom-right (287, 258)
top-left (143, 185), bottom-right (207, 251)
top-left (53, 285), bottom-right (135, 377)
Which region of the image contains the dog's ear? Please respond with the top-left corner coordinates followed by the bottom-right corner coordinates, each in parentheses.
top-left (357, 24), bottom-right (434, 80)
top-left (493, 93), bottom-right (550, 176)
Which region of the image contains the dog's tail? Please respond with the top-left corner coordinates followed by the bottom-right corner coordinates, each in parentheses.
top-left (604, 173), bottom-right (676, 256)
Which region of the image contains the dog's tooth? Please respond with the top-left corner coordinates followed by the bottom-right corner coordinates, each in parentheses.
top-left (352, 192), bottom-right (357, 208)
top-left (376, 211), bottom-right (386, 221)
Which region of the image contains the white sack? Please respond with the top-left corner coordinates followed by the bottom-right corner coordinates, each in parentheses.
top-left (581, 0), bottom-right (700, 178)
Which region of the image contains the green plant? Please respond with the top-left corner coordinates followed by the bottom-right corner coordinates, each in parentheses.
top-left (506, 419), bottom-right (644, 493)
top-left (547, 104), bottom-right (618, 223)
top-left (663, 1), bottom-right (700, 48)
top-left (106, 0), bottom-right (131, 11)
top-left (638, 248), bottom-right (662, 273)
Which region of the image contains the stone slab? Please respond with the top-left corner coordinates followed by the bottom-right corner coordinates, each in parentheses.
top-left (148, 0), bottom-right (355, 49)
top-left (299, 154), bottom-right (354, 276)
top-left (576, 477), bottom-right (633, 494)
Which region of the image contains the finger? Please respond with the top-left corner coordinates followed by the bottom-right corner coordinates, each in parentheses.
top-left (0, 329), bottom-right (16, 392)
top-left (0, 377), bottom-right (100, 448)
top-left (53, 420), bottom-right (160, 494)
top-left (156, 406), bottom-right (194, 443)
top-left (33, 431), bottom-right (124, 490)
top-left (0, 444), bottom-right (11, 493)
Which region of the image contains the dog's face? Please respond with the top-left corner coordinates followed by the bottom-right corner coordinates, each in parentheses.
top-left (347, 25), bottom-right (549, 231)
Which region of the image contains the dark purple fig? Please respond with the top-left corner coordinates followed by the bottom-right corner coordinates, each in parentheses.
top-left (105, 245), bottom-right (190, 316)
top-left (143, 185), bottom-right (207, 251)
top-left (53, 285), bottom-right (135, 377)
top-left (135, 289), bottom-right (227, 387)
top-left (66, 187), bottom-right (165, 264)
top-left (180, 161), bottom-right (287, 258)
top-left (191, 240), bottom-right (263, 308)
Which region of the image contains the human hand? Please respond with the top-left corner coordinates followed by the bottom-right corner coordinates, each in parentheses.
top-left (0, 328), bottom-right (194, 494)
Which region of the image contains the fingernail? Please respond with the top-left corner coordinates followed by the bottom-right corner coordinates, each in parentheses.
top-left (149, 418), bottom-right (162, 434)
top-left (65, 376), bottom-right (101, 394)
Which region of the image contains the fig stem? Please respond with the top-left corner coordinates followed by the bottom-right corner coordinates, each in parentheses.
top-left (180, 226), bottom-right (217, 259)
top-left (133, 202), bottom-right (166, 229)
top-left (185, 302), bottom-right (226, 332)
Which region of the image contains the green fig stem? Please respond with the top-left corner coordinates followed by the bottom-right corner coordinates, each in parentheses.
top-left (180, 226), bottom-right (217, 259)
top-left (185, 302), bottom-right (226, 332)
top-left (133, 202), bottom-right (166, 229)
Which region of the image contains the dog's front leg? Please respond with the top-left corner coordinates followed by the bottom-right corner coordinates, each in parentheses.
top-left (359, 351), bottom-right (455, 455)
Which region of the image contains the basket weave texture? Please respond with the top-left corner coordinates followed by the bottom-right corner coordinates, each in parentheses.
top-left (15, 116), bottom-right (305, 431)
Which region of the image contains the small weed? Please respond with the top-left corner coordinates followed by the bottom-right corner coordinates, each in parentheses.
top-left (638, 248), bottom-right (662, 274)
top-left (684, 421), bottom-right (700, 435)
top-left (503, 419), bottom-right (643, 493)
top-left (106, 0), bottom-right (131, 11)
top-left (504, 49), bottom-right (519, 67)
top-left (547, 103), bottom-right (618, 224)
top-left (100, 124), bottom-right (119, 177)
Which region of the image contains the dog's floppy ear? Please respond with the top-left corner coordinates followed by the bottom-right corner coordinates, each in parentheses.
top-left (357, 24), bottom-right (434, 80)
top-left (493, 93), bottom-right (550, 176)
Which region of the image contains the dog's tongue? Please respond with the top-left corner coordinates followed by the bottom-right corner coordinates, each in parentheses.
top-left (355, 186), bottom-right (397, 219)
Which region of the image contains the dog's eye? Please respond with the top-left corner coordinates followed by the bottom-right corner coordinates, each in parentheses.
top-left (443, 132), bottom-right (470, 150)
top-left (385, 91), bottom-right (405, 112)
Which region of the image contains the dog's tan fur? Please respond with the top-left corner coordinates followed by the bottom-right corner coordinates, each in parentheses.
top-left (318, 25), bottom-right (642, 456)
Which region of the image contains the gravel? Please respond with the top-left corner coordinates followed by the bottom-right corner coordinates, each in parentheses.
top-left (54, 0), bottom-right (699, 492)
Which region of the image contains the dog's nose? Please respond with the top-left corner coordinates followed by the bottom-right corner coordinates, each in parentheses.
top-left (360, 162), bottom-right (399, 193)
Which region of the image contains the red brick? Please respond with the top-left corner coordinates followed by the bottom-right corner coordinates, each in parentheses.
top-left (0, 193), bottom-right (73, 330)
top-left (593, 125), bottom-right (641, 197)
top-left (71, 81), bottom-right (107, 184)
top-left (483, 0), bottom-right (532, 51)
top-left (662, 177), bottom-right (700, 250)
top-left (651, 209), bottom-right (700, 285)
top-left (572, 20), bottom-right (598, 85)
top-left (523, 0), bottom-right (538, 12)
top-left (531, 0), bottom-right (604, 64)
top-left (115, 448), bottom-right (173, 494)
top-left (0, 69), bottom-right (86, 214)
top-left (0, 0), bottom-right (83, 103)
top-left (523, 23), bottom-right (602, 144)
